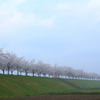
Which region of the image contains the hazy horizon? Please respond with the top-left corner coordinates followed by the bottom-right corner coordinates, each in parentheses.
top-left (0, 0), bottom-right (100, 74)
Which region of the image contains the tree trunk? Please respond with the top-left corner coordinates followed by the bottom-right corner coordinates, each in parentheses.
top-left (25, 72), bottom-right (28, 76)
top-left (8, 66), bottom-right (10, 75)
top-left (2, 69), bottom-right (5, 74)
top-left (17, 67), bottom-right (19, 75)
top-left (11, 71), bottom-right (13, 75)
top-left (49, 74), bottom-right (50, 78)
top-left (32, 70), bottom-right (34, 76)
top-left (17, 70), bottom-right (19, 75)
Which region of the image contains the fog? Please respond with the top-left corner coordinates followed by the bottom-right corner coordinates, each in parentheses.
top-left (0, 0), bottom-right (100, 74)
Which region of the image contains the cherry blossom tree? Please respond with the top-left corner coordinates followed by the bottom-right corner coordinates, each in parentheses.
top-left (4, 52), bottom-right (17, 75)
top-left (15, 57), bottom-right (24, 75)
top-left (0, 48), bottom-right (7, 74)
top-left (22, 60), bottom-right (30, 76)
top-left (0, 48), bottom-right (100, 80)
top-left (30, 59), bottom-right (37, 76)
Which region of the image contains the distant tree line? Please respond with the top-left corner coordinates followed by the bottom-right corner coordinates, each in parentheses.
top-left (0, 48), bottom-right (100, 80)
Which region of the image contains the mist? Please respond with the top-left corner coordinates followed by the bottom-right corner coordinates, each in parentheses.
top-left (0, 0), bottom-right (100, 74)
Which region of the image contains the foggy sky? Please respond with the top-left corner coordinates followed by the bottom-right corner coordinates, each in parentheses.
top-left (0, 0), bottom-right (100, 74)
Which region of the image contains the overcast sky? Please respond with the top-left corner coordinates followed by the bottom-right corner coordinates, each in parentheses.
top-left (0, 0), bottom-right (100, 74)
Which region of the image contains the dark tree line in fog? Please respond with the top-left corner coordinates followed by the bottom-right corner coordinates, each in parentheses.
top-left (0, 48), bottom-right (100, 80)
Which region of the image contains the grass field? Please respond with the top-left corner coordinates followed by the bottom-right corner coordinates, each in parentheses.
top-left (0, 74), bottom-right (100, 99)
top-left (0, 74), bottom-right (78, 98)
top-left (64, 79), bottom-right (100, 89)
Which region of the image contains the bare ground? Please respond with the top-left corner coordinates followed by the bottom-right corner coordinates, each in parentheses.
top-left (1, 94), bottom-right (100, 100)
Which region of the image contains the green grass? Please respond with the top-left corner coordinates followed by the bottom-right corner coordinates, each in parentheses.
top-left (0, 74), bottom-right (78, 98)
top-left (0, 74), bottom-right (100, 99)
top-left (64, 79), bottom-right (100, 89)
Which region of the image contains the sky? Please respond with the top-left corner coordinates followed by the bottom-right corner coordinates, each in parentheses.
top-left (0, 0), bottom-right (100, 74)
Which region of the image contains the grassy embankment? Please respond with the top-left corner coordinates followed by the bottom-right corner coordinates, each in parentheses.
top-left (0, 74), bottom-right (100, 98)
top-left (0, 74), bottom-right (78, 98)
top-left (65, 79), bottom-right (100, 89)
top-left (62, 78), bottom-right (100, 93)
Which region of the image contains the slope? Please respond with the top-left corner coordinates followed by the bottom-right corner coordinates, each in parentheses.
top-left (0, 74), bottom-right (78, 98)
top-left (64, 79), bottom-right (100, 89)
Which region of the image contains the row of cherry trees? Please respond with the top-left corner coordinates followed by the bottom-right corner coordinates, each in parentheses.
top-left (0, 48), bottom-right (100, 80)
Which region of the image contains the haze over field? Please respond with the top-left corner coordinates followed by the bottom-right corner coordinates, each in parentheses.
top-left (0, 0), bottom-right (100, 74)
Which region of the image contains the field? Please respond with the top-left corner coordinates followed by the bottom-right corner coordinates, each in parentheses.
top-left (0, 74), bottom-right (78, 98)
top-left (0, 74), bottom-right (100, 99)
top-left (1, 95), bottom-right (100, 100)
top-left (65, 79), bottom-right (100, 89)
